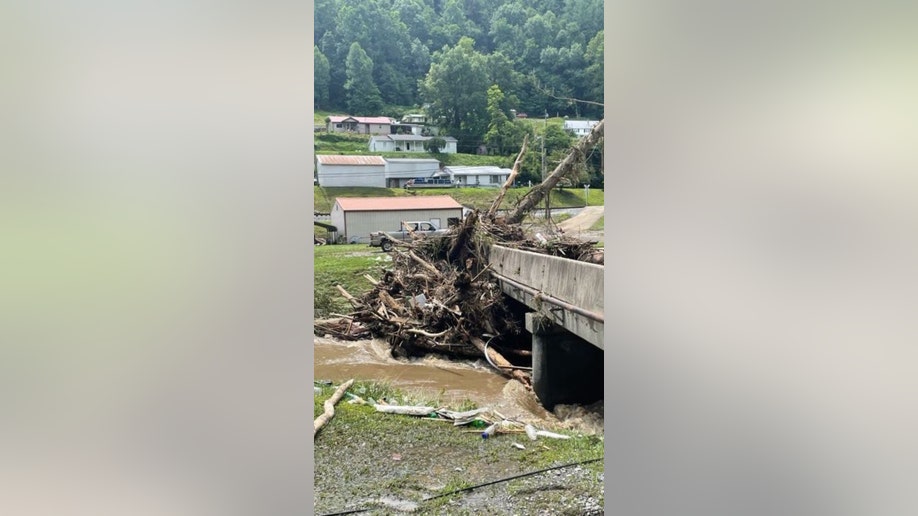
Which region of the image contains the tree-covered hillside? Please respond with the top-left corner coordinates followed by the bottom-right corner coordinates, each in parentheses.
top-left (314, 0), bottom-right (603, 185)
top-left (315, 0), bottom-right (603, 119)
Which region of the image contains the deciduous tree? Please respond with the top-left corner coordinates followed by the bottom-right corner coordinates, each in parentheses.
top-left (344, 42), bottom-right (383, 115)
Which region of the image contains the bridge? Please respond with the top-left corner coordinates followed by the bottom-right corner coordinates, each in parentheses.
top-left (488, 245), bottom-right (604, 410)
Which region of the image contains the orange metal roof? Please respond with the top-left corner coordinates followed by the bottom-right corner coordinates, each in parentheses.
top-left (335, 195), bottom-right (463, 212)
top-left (316, 155), bottom-right (386, 166)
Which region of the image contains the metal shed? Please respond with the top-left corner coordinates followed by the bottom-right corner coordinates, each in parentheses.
top-left (315, 155), bottom-right (387, 187)
top-left (330, 195), bottom-right (464, 244)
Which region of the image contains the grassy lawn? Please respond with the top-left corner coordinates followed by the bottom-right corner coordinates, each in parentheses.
top-left (590, 216), bottom-right (604, 231)
top-left (314, 244), bottom-right (389, 318)
top-left (314, 186), bottom-right (603, 213)
top-left (314, 380), bottom-right (604, 514)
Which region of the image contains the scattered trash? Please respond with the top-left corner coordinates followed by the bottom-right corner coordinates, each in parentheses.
top-left (437, 407), bottom-right (491, 426)
top-left (345, 392), bottom-right (367, 405)
top-left (511, 442), bottom-right (526, 450)
top-left (481, 423), bottom-right (498, 439)
top-left (314, 386), bottom-right (322, 394)
top-left (390, 453), bottom-right (402, 461)
top-left (525, 424), bottom-right (538, 441)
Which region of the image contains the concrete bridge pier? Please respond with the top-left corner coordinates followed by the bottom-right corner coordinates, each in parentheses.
top-left (526, 313), bottom-right (604, 411)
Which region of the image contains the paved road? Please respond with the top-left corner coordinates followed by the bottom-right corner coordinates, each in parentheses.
top-left (558, 206), bottom-right (604, 233)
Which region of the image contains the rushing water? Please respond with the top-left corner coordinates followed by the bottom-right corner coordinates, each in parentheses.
top-left (314, 336), bottom-right (604, 432)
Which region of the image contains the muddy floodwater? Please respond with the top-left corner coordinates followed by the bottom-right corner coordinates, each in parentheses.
top-left (314, 336), bottom-right (603, 432)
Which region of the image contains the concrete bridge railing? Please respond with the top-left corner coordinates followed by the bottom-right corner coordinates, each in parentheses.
top-left (487, 244), bottom-right (604, 349)
top-left (487, 244), bottom-right (604, 409)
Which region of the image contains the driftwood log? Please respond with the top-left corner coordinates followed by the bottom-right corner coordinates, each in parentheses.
top-left (314, 378), bottom-right (355, 437)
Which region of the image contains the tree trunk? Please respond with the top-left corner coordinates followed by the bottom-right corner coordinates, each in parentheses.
top-left (486, 135), bottom-right (529, 219)
top-left (506, 119), bottom-right (604, 224)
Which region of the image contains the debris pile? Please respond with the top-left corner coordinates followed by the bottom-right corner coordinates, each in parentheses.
top-left (316, 121), bottom-right (606, 388)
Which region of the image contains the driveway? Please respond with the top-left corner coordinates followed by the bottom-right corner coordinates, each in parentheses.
top-left (558, 206), bottom-right (604, 233)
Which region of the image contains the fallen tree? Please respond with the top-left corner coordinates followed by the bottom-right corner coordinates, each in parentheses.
top-left (506, 119), bottom-right (604, 224)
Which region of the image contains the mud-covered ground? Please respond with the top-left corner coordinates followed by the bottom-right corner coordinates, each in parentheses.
top-left (314, 381), bottom-right (604, 515)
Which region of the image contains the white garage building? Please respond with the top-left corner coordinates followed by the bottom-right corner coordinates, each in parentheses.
top-left (315, 155), bottom-right (387, 187)
top-left (330, 195), bottom-right (464, 244)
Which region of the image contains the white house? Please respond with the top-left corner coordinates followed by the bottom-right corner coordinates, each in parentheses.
top-left (440, 165), bottom-right (511, 187)
top-left (384, 158), bottom-right (442, 188)
top-left (330, 195), bottom-right (464, 243)
top-left (326, 115), bottom-right (394, 135)
top-left (401, 113), bottom-right (429, 124)
top-left (563, 120), bottom-right (600, 137)
top-left (369, 134), bottom-right (458, 153)
top-left (315, 155), bottom-right (387, 187)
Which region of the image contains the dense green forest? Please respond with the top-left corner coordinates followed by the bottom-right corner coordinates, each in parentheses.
top-left (314, 0), bottom-right (603, 157)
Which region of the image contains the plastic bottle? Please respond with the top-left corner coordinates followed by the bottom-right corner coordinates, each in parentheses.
top-left (481, 424), bottom-right (498, 439)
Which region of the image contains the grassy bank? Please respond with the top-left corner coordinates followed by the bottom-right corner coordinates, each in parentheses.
top-left (314, 244), bottom-right (388, 318)
top-left (314, 186), bottom-right (604, 213)
top-left (314, 380), bottom-right (603, 515)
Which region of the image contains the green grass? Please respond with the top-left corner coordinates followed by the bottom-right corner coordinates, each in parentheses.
top-left (313, 186), bottom-right (603, 213)
top-left (314, 244), bottom-right (388, 317)
top-left (589, 216), bottom-right (604, 231)
top-left (314, 380), bottom-right (603, 473)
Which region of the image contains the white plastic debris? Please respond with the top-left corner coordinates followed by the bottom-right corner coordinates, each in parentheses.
top-left (525, 424), bottom-right (538, 441)
top-left (511, 442), bottom-right (526, 450)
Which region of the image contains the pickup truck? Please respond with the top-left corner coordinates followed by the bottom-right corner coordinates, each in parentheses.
top-left (369, 221), bottom-right (450, 251)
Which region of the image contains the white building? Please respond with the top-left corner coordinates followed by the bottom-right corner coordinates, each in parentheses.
top-left (326, 115), bottom-right (394, 135)
top-left (330, 195), bottom-right (464, 243)
top-left (440, 165), bottom-right (511, 188)
top-left (369, 134), bottom-right (458, 154)
top-left (383, 158), bottom-right (442, 188)
top-left (315, 155), bottom-right (387, 187)
top-left (401, 114), bottom-right (429, 124)
top-left (563, 120), bottom-right (600, 137)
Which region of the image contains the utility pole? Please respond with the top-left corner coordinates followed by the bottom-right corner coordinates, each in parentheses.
top-left (542, 112), bottom-right (549, 220)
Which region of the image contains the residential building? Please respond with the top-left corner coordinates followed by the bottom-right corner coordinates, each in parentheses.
top-left (326, 115), bottom-right (394, 135)
top-left (563, 120), bottom-right (600, 137)
top-left (440, 165), bottom-right (511, 187)
top-left (368, 134), bottom-right (458, 153)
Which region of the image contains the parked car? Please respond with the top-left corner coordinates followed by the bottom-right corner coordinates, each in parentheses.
top-left (369, 221), bottom-right (450, 252)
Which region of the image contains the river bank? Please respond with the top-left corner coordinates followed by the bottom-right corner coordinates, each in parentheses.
top-left (313, 377), bottom-right (604, 515)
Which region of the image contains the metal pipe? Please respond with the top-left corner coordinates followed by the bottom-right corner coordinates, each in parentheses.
top-left (489, 270), bottom-right (605, 324)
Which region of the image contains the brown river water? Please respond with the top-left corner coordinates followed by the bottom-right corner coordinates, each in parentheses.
top-left (314, 336), bottom-right (604, 432)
